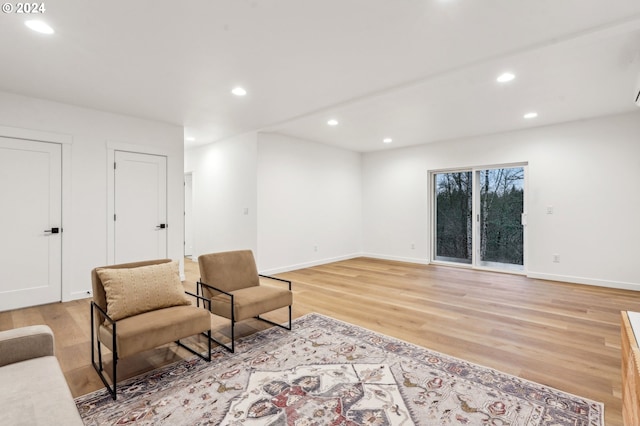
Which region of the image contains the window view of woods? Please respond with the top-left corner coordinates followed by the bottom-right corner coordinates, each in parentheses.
top-left (434, 167), bottom-right (524, 269)
top-left (479, 167), bottom-right (524, 266)
top-left (435, 171), bottom-right (473, 263)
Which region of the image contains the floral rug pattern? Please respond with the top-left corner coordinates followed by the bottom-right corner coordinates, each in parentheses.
top-left (76, 313), bottom-right (603, 425)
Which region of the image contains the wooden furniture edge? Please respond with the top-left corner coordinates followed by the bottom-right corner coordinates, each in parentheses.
top-left (621, 311), bottom-right (640, 426)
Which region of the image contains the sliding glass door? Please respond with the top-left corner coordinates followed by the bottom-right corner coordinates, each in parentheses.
top-left (433, 165), bottom-right (526, 272)
top-left (477, 167), bottom-right (524, 271)
top-left (434, 171), bottom-right (473, 264)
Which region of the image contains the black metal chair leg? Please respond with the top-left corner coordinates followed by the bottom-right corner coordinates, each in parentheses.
top-left (207, 320), bottom-right (235, 353)
top-left (90, 302), bottom-right (118, 400)
top-left (255, 305), bottom-right (293, 331)
top-left (231, 320), bottom-right (235, 352)
top-left (97, 342), bottom-right (103, 371)
top-left (176, 331), bottom-right (212, 362)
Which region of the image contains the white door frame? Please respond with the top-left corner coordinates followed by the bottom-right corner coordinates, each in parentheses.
top-left (0, 125), bottom-right (73, 301)
top-left (106, 142), bottom-right (171, 265)
top-left (184, 172), bottom-right (194, 258)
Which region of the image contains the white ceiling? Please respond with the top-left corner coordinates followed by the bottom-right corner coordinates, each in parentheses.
top-left (1, 0), bottom-right (639, 152)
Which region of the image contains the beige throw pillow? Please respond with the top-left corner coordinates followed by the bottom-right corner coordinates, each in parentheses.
top-left (97, 261), bottom-right (191, 321)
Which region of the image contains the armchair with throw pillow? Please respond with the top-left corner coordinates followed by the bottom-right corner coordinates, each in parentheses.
top-left (91, 259), bottom-right (212, 399)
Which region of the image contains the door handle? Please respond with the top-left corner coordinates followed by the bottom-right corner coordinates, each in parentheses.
top-left (155, 224), bottom-right (167, 229)
top-left (44, 227), bottom-right (60, 234)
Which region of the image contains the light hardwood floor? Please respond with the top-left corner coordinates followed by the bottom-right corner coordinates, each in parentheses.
top-left (1, 257), bottom-right (637, 425)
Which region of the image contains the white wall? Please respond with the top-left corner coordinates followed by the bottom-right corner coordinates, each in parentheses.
top-left (187, 112), bottom-right (640, 290)
top-left (184, 132), bottom-right (258, 259)
top-left (0, 91), bottom-right (185, 301)
top-left (185, 132), bottom-right (362, 272)
top-left (362, 111), bottom-right (640, 289)
top-left (257, 133), bottom-right (362, 273)
top-left (362, 151), bottom-right (430, 264)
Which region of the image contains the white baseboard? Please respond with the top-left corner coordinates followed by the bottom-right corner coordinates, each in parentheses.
top-left (245, 251), bottom-right (640, 293)
top-left (260, 253), bottom-right (362, 275)
top-left (65, 290), bottom-right (92, 302)
top-left (360, 252), bottom-right (429, 265)
top-left (527, 271), bottom-right (640, 291)
top-left (261, 252), bottom-right (429, 275)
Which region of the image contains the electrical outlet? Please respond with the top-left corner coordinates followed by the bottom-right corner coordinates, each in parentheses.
top-left (411, 243), bottom-right (415, 250)
top-left (314, 245), bottom-right (318, 252)
top-left (547, 206), bottom-right (554, 214)
top-left (553, 254), bottom-right (560, 263)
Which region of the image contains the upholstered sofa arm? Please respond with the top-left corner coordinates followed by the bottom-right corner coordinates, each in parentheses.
top-left (0, 325), bottom-right (55, 367)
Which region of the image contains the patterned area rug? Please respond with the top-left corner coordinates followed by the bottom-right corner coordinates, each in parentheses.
top-left (76, 313), bottom-right (603, 425)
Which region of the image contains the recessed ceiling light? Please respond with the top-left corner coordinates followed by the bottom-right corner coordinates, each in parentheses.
top-left (496, 72), bottom-right (515, 83)
top-left (523, 112), bottom-right (538, 119)
top-left (25, 20), bottom-right (54, 34)
top-left (186, 137), bottom-right (195, 142)
top-left (383, 138), bottom-right (393, 144)
top-left (231, 87), bottom-right (247, 96)
top-left (327, 119), bottom-right (339, 126)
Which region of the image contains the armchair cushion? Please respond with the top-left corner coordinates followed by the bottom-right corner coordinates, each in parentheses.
top-left (98, 305), bottom-right (211, 358)
top-left (210, 285), bottom-right (293, 322)
top-left (96, 261), bottom-right (190, 321)
top-left (198, 250), bottom-right (260, 293)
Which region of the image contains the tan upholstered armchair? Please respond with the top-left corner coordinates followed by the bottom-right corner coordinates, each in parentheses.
top-left (91, 259), bottom-right (212, 399)
top-left (197, 250), bottom-right (292, 352)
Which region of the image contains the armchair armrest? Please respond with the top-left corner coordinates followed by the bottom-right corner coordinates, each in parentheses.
top-left (197, 280), bottom-right (235, 319)
top-left (185, 290), bottom-right (211, 310)
top-left (0, 325), bottom-right (55, 367)
top-left (259, 274), bottom-right (292, 291)
top-left (197, 280), bottom-right (234, 298)
top-left (92, 301), bottom-right (115, 326)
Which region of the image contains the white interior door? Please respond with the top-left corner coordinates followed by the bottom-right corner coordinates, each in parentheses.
top-left (114, 151), bottom-right (167, 264)
top-left (0, 137), bottom-right (62, 311)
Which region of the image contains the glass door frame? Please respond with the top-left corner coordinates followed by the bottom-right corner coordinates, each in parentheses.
top-left (429, 162), bottom-right (528, 274)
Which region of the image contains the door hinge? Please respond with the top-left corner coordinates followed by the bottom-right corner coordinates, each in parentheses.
top-left (114, 214), bottom-right (116, 221)
top-left (114, 162), bottom-right (116, 169)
